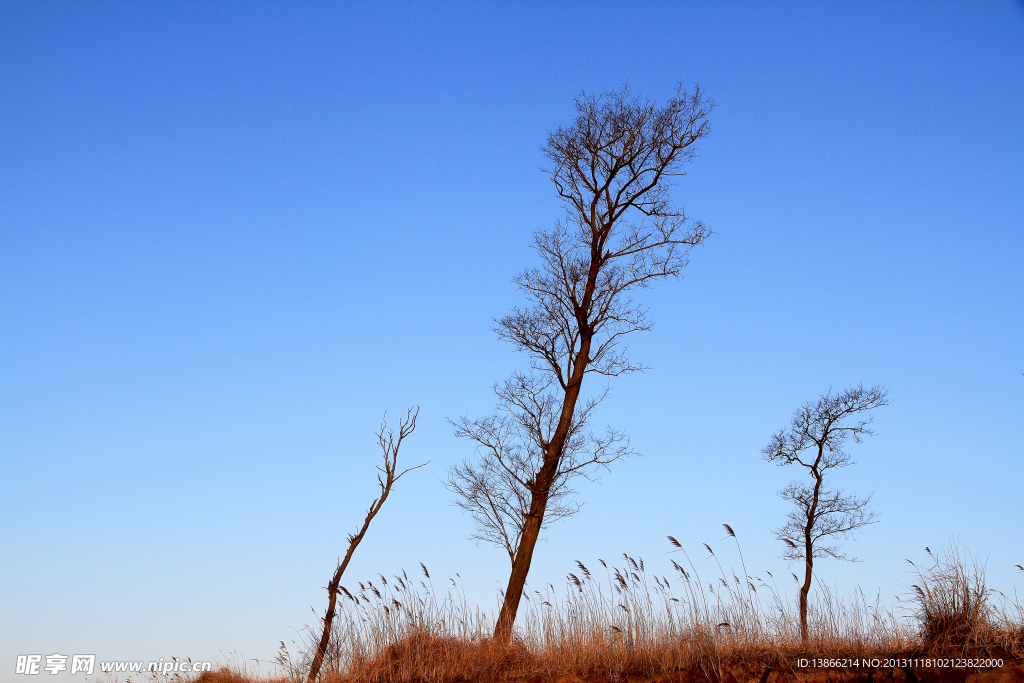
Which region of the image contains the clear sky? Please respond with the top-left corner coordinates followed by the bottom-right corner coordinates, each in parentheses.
top-left (2, 1), bottom-right (1022, 676)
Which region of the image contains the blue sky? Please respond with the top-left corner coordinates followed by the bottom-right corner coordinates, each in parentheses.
top-left (2, 0), bottom-right (1022, 675)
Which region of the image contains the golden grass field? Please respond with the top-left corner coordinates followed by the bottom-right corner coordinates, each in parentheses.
top-left (179, 543), bottom-right (1023, 683)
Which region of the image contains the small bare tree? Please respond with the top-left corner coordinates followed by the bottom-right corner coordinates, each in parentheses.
top-left (762, 384), bottom-right (889, 645)
top-left (307, 407), bottom-right (425, 683)
top-left (449, 83), bottom-right (714, 641)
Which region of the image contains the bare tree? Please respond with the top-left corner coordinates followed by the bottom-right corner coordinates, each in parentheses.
top-left (307, 407), bottom-right (425, 683)
top-left (449, 83), bottom-right (714, 641)
top-left (762, 384), bottom-right (889, 645)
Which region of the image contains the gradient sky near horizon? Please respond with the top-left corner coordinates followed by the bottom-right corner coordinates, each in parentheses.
top-left (2, 1), bottom-right (1022, 676)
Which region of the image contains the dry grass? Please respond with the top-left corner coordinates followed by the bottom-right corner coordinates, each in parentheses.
top-left (905, 542), bottom-right (1024, 658)
top-left (150, 540), bottom-right (1021, 683)
top-left (265, 542), bottom-right (992, 683)
top-left (196, 670), bottom-right (292, 683)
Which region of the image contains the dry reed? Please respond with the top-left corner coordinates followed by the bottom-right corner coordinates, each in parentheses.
top-left (133, 538), bottom-right (1021, 683)
top-left (904, 541), bottom-right (1024, 658)
top-left (288, 537), bottom-right (955, 682)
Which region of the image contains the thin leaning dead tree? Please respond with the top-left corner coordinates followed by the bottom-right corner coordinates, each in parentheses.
top-left (762, 384), bottom-right (889, 645)
top-left (307, 407), bottom-right (425, 683)
top-left (448, 83), bottom-right (714, 641)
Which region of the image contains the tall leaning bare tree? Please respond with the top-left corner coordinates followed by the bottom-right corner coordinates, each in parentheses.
top-left (447, 84), bottom-right (714, 641)
top-left (307, 407), bottom-right (424, 683)
top-left (762, 384), bottom-right (889, 645)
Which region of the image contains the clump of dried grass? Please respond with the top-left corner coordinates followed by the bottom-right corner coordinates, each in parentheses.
top-left (907, 543), bottom-right (992, 653)
top-left (196, 669), bottom-right (268, 683)
top-left (905, 542), bottom-right (1024, 659)
top-left (319, 630), bottom-right (532, 683)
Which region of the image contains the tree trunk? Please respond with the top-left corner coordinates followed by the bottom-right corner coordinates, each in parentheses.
top-left (492, 334), bottom-right (593, 641)
top-left (493, 496), bottom-right (546, 640)
top-left (799, 549), bottom-right (813, 645)
top-left (308, 571), bottom-right (343, 682)
top-left (800, 454), bottom-right (824, 647)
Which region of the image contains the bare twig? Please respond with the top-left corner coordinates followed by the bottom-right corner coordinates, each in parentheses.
top-left (307, 406), bottom-right (426, 683)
